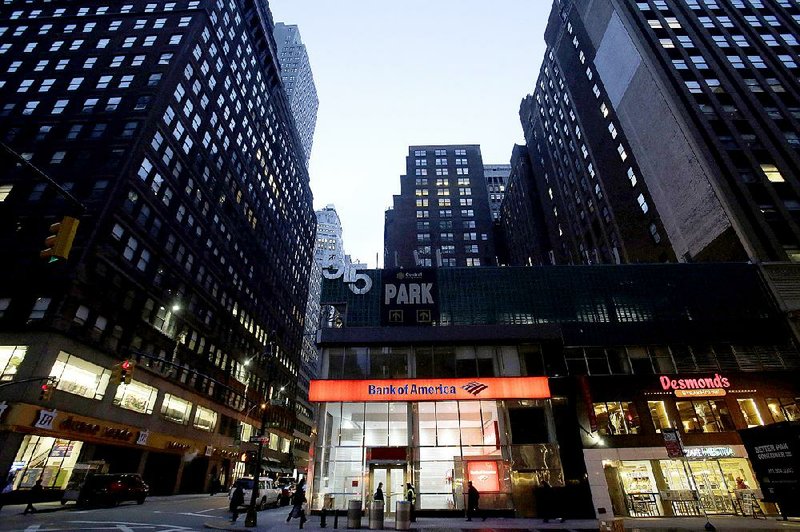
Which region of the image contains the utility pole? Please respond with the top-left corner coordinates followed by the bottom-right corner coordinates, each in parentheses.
top-left (244, 402), bottom-right (267, 527)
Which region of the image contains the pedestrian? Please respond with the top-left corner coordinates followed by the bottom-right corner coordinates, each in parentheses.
top-left (23, 479), bottom-right (43, 515)
top-left (374, 482), bottom-right (384, 503)
top-left (466, 480), bottom-right (484, 521)
top-left (229, 484), bottom-right (245, 523)
top-left (210, 476), bottom-right (221, 496)
top-left (406, 482), bottom-right (416, 522)
top-left (286, 478), bottom-right (307, 528)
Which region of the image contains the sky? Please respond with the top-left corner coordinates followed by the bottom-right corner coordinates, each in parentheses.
top-left (269, 1), bottom-right (551, 268)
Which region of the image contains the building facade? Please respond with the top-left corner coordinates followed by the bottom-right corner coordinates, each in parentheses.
top-left (309, 264), bottom-right (799, 518)
top-left (274, 22), bottom-right (318, 164)
top-left (0, 0), bottom-right (315, 495)
top-left (508, 0), bottom-right (800, 265)
top-left (483, 164), bottom-right (511, 222)
top-left (384, 145), bottom-right (497, 269)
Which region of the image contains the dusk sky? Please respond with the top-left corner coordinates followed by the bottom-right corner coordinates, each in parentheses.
top-left (269, 1), bottom-right (550, 267)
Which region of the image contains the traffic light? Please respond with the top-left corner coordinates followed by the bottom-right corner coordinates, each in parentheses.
top-left (120, 360), bottom-right (133, 384)
top-left (39, 383), bottom-right (53, 401)
top-left (40, 216), bottom-right (80, 262)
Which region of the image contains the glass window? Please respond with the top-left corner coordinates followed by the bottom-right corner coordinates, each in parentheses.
top-left (593, 401), bottom-right (640, 435)
top-left (0, 345), bottom-right (27, 381)
top-left (113, 379), bottom-right (157, 414)
top-left (676, 399), bottom-right (735, 433)
top-left (339, 402), bottom-right (364, 446)
top-left (193, 405), bottom-right (218, 431)
top-left (161, 393), bottom-right (192, 424)
top-left (389, 402), bottom-right (408, 446)
top-left (364, 402), bottom-right (388, 446)
top-left (648, 401), bottom-right (672, 433)
top-left (49, 351), bottom-right (110, 400)
top-left (765, 397), bottom-right (800, 422)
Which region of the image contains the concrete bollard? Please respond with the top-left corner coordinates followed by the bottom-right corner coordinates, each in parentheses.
top-left (369, 500), bottom-right (385, 530)
top-left (347, 500), bottom-right (363, 529)
top-left (395, 501), bottom-right (411, 531)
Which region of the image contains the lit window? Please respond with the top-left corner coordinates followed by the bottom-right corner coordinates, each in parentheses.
top-left (49, 351), bottom-right (110, 400)
top-left (761, 164), bottom-right (785, 182)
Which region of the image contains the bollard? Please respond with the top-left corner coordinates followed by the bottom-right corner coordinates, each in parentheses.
top-left (334, 508), bottom-right (340, 529)
top-left (369, 500), bottom-right (385, 530)
top-left (321, 507), bottom-right (328, 528)
top-left (395, 501), bottom-right (410, 531)
top-left (347, 499), bottom-right (363, 529)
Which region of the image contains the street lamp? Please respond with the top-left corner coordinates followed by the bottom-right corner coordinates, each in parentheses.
top-left (245, 401), bottom-right (268, 527)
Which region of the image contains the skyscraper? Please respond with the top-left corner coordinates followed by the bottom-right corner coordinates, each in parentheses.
top-left (0, 0), bottom-right (315, 492)
top-left (510, 0), bottom-right (800, 265)
top-left (274, 22), bottom-right (319, 164)
top-left (484, 164), bottom-right (511, 222)
top-left (313, 204), bottom-right (345, 269)
top-left (385, 145), bottom-right (496, 268)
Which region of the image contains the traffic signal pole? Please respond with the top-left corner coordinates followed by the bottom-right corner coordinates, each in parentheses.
top-left (245, 404), bottom-right (267, 527)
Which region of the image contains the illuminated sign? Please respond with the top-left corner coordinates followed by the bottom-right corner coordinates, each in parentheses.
top-left (467, 461), bottom-right (500, 492)
top-left (309, 377), bottom-right (550, 403)
top-left (381, 269), bottom-right (439, 326)
top-left (684, 446), bottom-right (735, 459)
top-left (660, 374), bottom-right (730, 396)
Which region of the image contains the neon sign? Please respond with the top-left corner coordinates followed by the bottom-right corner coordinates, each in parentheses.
top-left (660, 374), bottom-right (730, 392)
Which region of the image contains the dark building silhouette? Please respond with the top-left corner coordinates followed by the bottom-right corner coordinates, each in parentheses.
top-left (0, 0), bottom-right (315, 494)
top-left (384, 145), bottom-right (497, 268)
top-left (505, 0), bottom-right (800, 265)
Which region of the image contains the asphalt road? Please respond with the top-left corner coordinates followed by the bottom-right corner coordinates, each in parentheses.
top-left (0, 492), bottom-right (286, 531)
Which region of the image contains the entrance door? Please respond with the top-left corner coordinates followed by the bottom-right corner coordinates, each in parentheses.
top-left (688, 461), bottom-right (735, 514)
top-left (370, 465), bottom-right (405, 515)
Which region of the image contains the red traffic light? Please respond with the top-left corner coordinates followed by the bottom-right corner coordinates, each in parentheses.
top-left (121, 360), bottom-right (131, 371)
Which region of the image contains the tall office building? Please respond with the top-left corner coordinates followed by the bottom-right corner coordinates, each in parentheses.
top-left (484, 164), bottom-right (511, 222)
top-left (385, 145), bottom-right (496, 268)
top-left (274, 22), bottom-right (318, 164)
top-left (313, 204), bottom-right (345, 269)
top-left (511, 0), bottom-right (800, 266)
top-left (0, 0), bottom-right (316, 493)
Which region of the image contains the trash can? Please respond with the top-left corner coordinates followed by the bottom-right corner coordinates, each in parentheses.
top-left (347, 499), bottom-right (363, 529)
top-left (369, 500), bottom-right (385, 529)
top-left (395, 501), bottom-right (411, 531)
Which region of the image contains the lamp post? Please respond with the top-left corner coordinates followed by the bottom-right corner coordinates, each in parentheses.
top-left (245, 401), bottom-right (268, 527)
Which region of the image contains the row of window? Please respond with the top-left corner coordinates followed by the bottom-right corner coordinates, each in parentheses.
top-left (412, 148), bottom-right (467, 157)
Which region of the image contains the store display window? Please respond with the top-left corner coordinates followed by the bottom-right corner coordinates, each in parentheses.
top-left (49, 351), bottom-right (110, 400)
top-left (113, 379), bottom-right (158, 414)
top-left (9, 435), bottom-right (84, 490)
top-left (193, 405), bottom-right (218, 431)
top-left (676, 399), bottom-right (735, 433)
top-left (618, 461), bottom-right (657, 493)
top-left (161, 393), bottom-right (192, 425)
top-left (736, 398), bottom-right (764, 428)
top-left (648, 401), bottom-right (672, 433)
top-left (0, 344), bottom-right (27, 381)
top-left (765, 397), bottom-right (800, 422)
top-left (593, 401), bottom-right (640, 435)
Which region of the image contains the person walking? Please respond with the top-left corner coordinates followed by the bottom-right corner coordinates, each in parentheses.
top-left (406, 482), bottom-right (416, 522)
top-left (23, 479), bottom-right (43, 515)
top-left (286, 478), bottom-right (307, 528)
top-left (229, 484), bottom-right (245, 523)
top-left (466, 480), bottom-right (484, 521)
top-left (374, 482), bottom-right (384, 503)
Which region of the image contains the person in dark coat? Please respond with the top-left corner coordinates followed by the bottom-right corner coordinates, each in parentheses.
top-left (374, 482), bottom-right (384, 503)
top-left (406, 482), bottom-right (416, 522)
top-left (23, 479), bottom-right (43, 515)
top-left (466, 481), bottom-right (484, 521)
top-left (286, 478), bottom-right (307, 528)
top-left (229, 485), bottom-right (245, 523)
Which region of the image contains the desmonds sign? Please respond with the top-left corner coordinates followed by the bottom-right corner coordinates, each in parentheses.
top-left (659, 374), bottom-right (731, 397)
top-left (381, 268), bottom-right (439, 326)
top-left (309, 377), bottom-right (550, 402)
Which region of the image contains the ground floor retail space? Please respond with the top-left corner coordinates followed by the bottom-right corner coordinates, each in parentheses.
top-left (0, 402), bottom-right (238, 497)
top-left (586, 446), bottom-right (779, 518)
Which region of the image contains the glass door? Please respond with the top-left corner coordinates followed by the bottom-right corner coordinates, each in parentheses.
top-left (688, 460), bottom-right (735, 514)
top-left (370, 465), bottom-right (405, 515)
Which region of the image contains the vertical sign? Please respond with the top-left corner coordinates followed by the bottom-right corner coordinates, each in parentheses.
top-left (662, 428), bottom-right (685, 458)
top-left (381, 268), bottom-right (439, 326)
top-left (578, 376), bottom-right (598, 432)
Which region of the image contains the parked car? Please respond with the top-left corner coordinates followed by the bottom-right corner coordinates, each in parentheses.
top-left (276, 476), bottom-right (297, 506)
top-left (229, 477), bottom-right (281, 510)
top-left (78, 473), bottom-right (149, 507)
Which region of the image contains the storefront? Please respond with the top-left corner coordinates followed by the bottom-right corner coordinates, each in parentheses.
top-left (581, 372), bottom-right (799, 518)
top-left (308, 376), bottom-right (562, 514)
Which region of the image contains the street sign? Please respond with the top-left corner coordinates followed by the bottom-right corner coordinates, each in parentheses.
top-left (249, 435), bottom-right (269, 443)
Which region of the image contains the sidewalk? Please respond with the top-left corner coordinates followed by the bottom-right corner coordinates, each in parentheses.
top-left (204, 513), bottom-right (800, 531)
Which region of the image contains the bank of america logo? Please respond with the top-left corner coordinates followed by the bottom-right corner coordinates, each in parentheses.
top-left (462, 381), bottom-right (488, 396)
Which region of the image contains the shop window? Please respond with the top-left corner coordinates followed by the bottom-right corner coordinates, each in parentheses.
top-left (0, 345), bottom-right (27, 381)
top-left (648, 401), bottom-right (672, 433)
top-left (161, 393), bottom-right (192, 425)
top-left (388, 402), bottom-right (408, 446)
top-left (10, 435), bottom-right (84, 490)
top-left (736, 398), bottom-right (764, 427)
top-left (593, 402), bottom-right (640, 435)
top-left (113, 379), bottom-right (157, 414)
top-left (365, 402), bottom-right (388, 446)
top-left (193, 405), bottom-right (217, 431)
top-left (435, 401), bottom-right (460, 445)
top-left (676, 399), bottom-right (735, 433)
top-left (509, 407), bottom-right (549, 443)
top-left (49, 351), bottom-right (110, 400)
top-left (339, 402), bottom-right (365, 446)
top-left (765, 397), bottom-right (800, 422)
top-left (520, 345), bottom-right (545, 375)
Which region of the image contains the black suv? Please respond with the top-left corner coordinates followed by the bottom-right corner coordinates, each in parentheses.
top-left (79, 474), bottom-right (149, 507)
